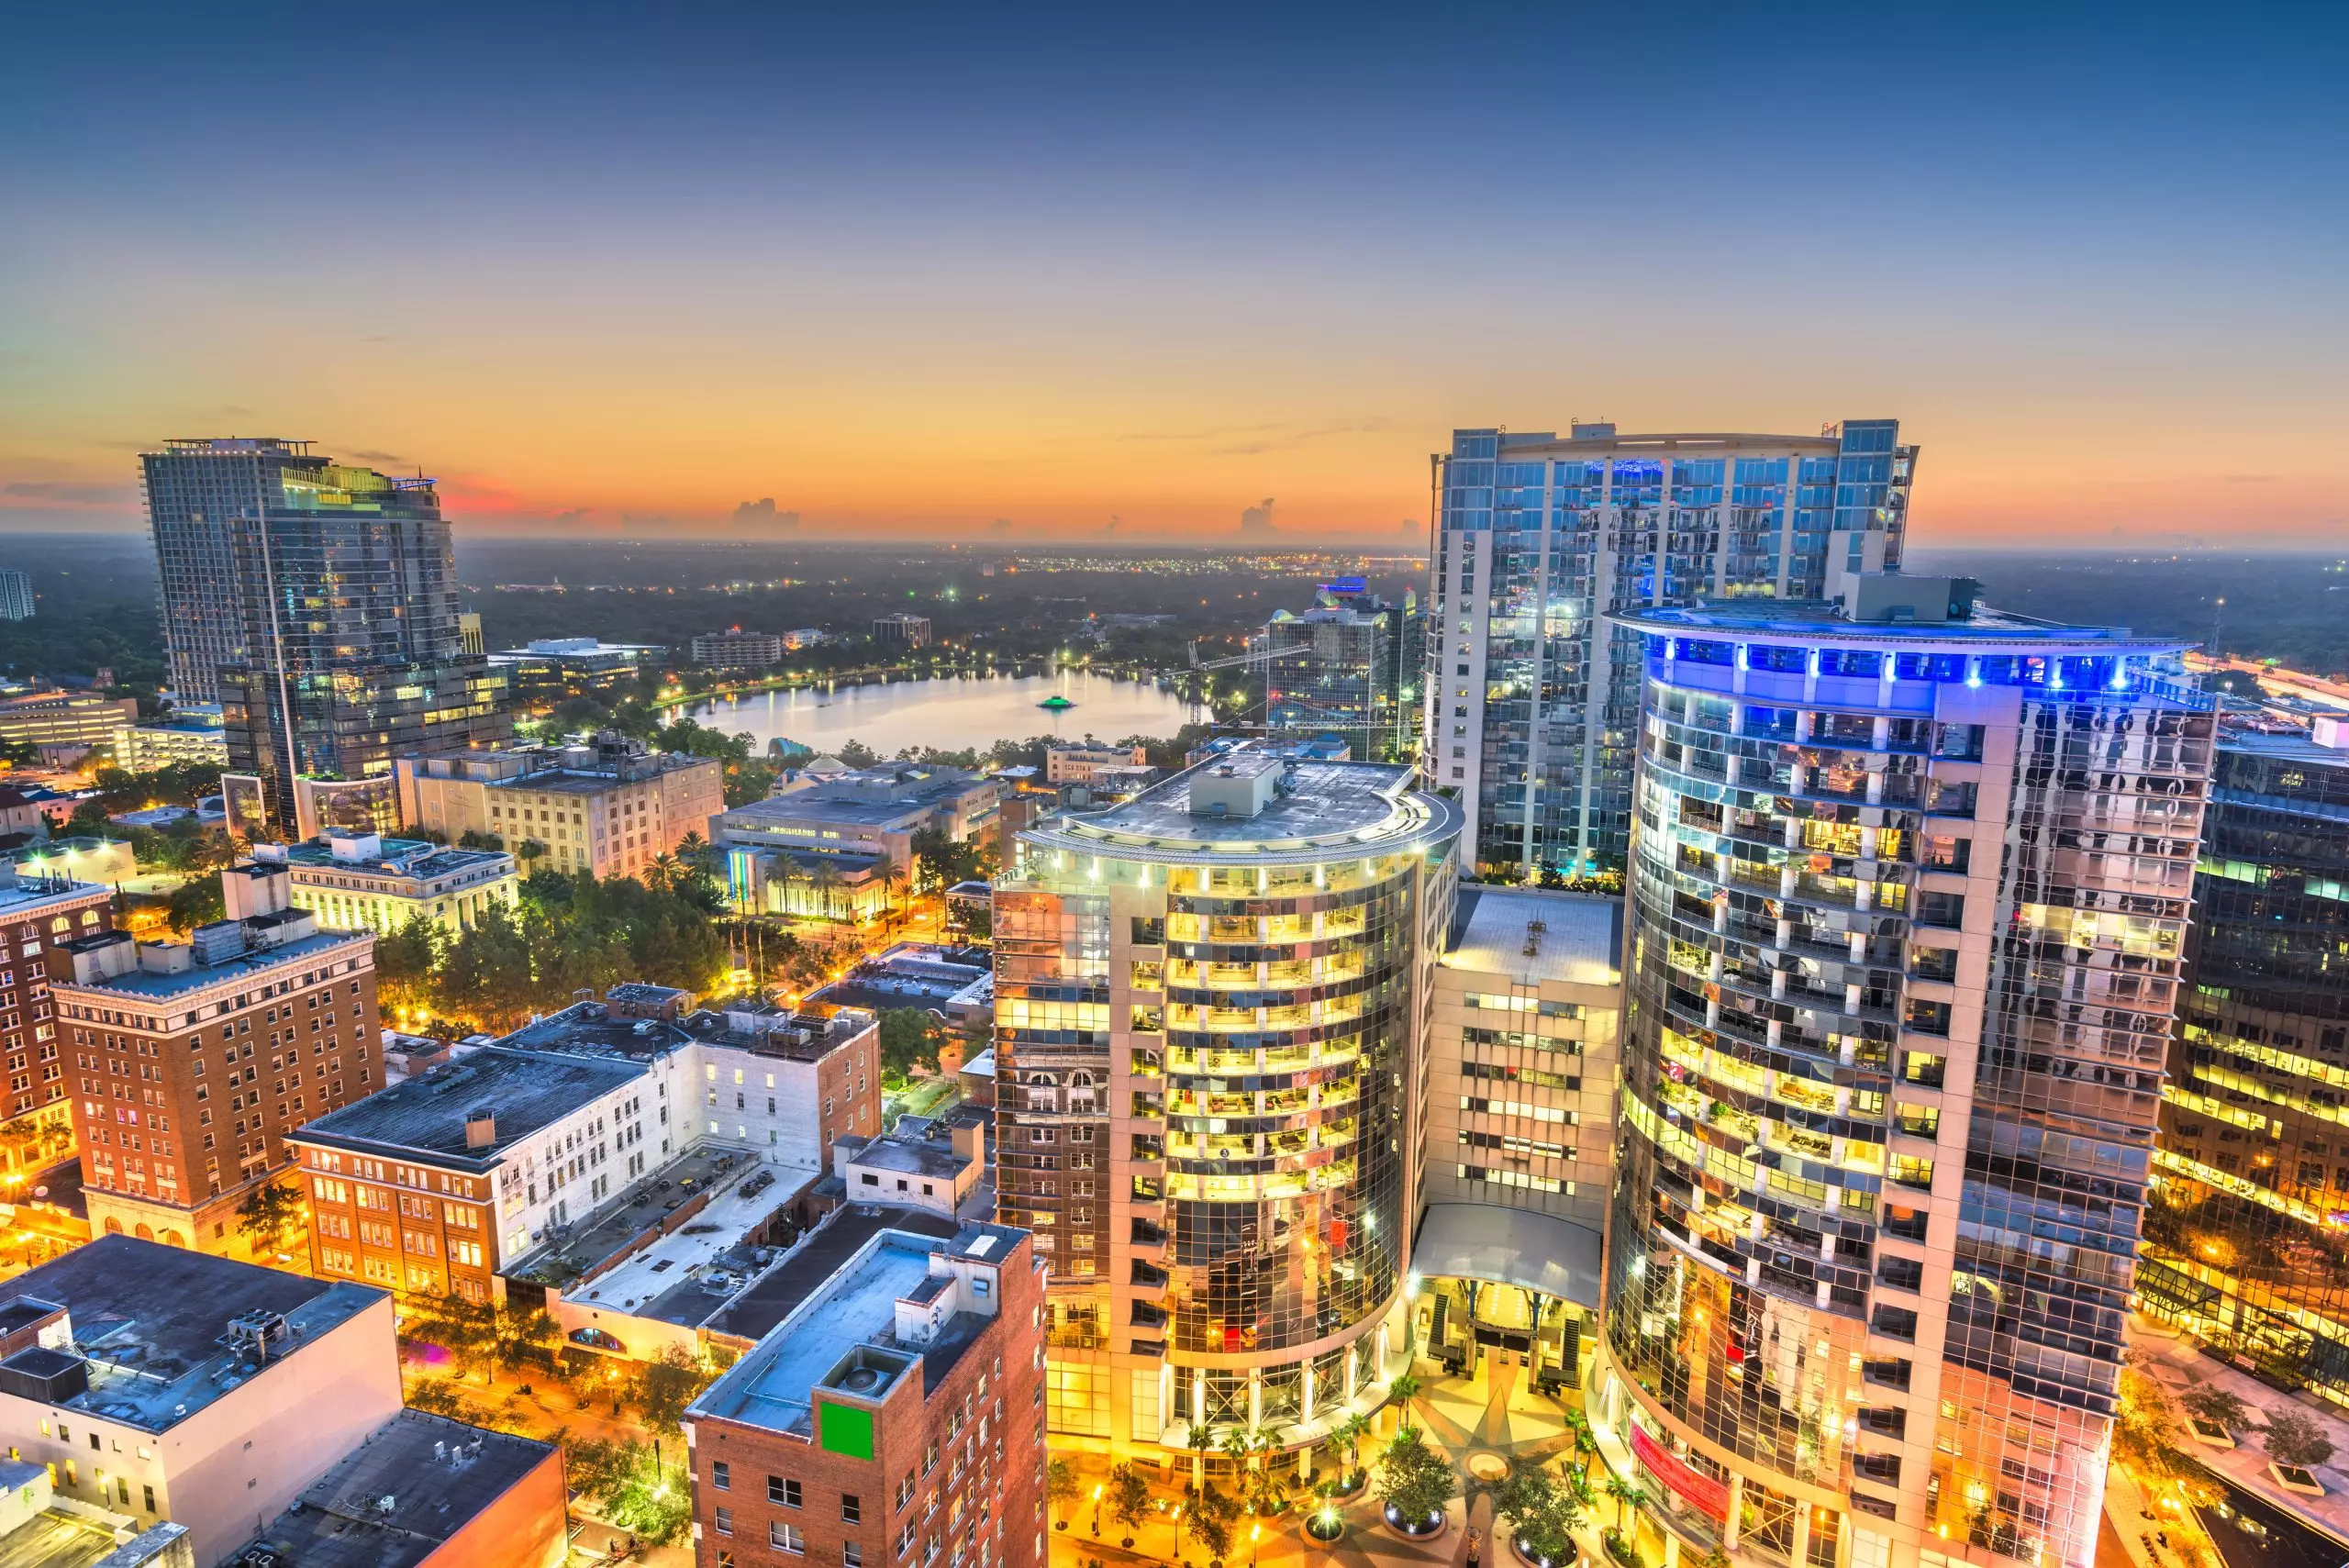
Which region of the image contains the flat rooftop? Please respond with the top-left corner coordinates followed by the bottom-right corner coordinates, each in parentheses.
top-left (282, 839), bottom-right (511, 879)
top-left (840, 1137), bottom-right (970, 1182)
top-left (1614, 599), bottom-right (2188, 652)
top-left (1444, 887), bottom-right (1622, 989)
top-left (540, 1157), bottom-right (821, 1329)
top-left (0, 1510), bottom-right (134, 1568)
top-left (296, 1048), bottom-right (643, 1166)
top-left (55, 929), bottom-right (370, 1000)
top-left (0, 875), bottom-right (106, 921)
top-left (692, 1225), bottom-right (1017, 1434)
top-left (2218, 728), bottom-right (2349, 769)
top-left (499, 1005), bottom-right (694, 1058)
top-left (1023, 756), bottom-right (1459, 867)
top-left (241, 1411), bottom-right (554, 1568)
top-left (5, 1236), bottom-right (384, 1433)
top-left (706, 1203), bottom-right (962, 1343)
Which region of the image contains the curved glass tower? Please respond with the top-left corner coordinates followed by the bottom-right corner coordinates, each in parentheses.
top-left (996, 752), bottom-right (1460, 1454)
top-left (1594, 588), bottom-right (2213, 1568)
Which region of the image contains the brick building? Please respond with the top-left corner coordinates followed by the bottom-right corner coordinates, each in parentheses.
top-left (0, 870), bottom-right (112, 1173)
top-left (685, 1222), bottom-right (1047, 1568)
top-left (51, 861), bottom-right (379, 1251)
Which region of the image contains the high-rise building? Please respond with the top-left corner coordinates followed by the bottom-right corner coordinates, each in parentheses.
top-left (1425, 420), bottom-right (1918, 881)
top-left (992, 750), bottom-right (1460, 1454)
top-left (139, 438), bottom-right (511, 837)
top-left (0, 869), bottom-right (115, 1174)
top-left (1263, 578), bottom-right (1424, 762)
top-left (1593, 584), bottom-right (2213, 1568)
top-left (0, 570), bottom-right (32, 622)
top-left (2137, 717), bottom-right (2349, 1396)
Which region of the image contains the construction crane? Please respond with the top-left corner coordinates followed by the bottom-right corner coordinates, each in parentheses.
top-left (1181, 634), bottom-right (1312, 725)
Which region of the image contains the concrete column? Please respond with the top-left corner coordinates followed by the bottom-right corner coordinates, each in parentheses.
top-left (1723, 1474), bottom-right (1745, 1549)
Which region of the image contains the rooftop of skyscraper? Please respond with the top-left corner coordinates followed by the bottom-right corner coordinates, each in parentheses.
top-left (1021, 749), bottom-right (1460, 864)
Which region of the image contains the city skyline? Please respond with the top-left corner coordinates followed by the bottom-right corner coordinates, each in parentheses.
top-left (3, 6), bottom-right (2344, 545)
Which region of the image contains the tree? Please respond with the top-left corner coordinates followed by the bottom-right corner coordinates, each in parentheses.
top-left (516, 838), bottom-right (548, 872)
top-left (165, 872), bottom-right (224, 934)
top-left (2263, 1408), bottom-right (2336, 1470)
top-left (836, 740), bottom-right (881, 769)
top-left (1185, 1482), bottom-right (1239, 1563)
top-left (878, 1007), bottom-right (944, 1080)
top-left (1107, 1462), bottom-right (1152, 1542)
top-left (1493, 1458), bottom-right (1584, 1568)
top-left (2115, 1365), bottom-right (2225, 1505)
top-left (1603, 1473), bottom-right (1648, 1530)
top-left (374, 913), bottom-right (444, 1018)
top-left (236, 1178), bottom-right (305, 1256)
top-left (1333, 1412), bottom-right (1373, 1484)
top-left (1047, 1457), bottom-right (1081, 1524)
top-left (1375, 1428), bottom-right (1456, 1530)
top-left (629, 1344), bottom-right (719, 1433)
top-left (809, 858), bottom-right (843, 922)
top-left (1388, 1372), bottom-right (1422, 1425)
top-left (562, 1436), bottom-right (693, 1544)
top-left (404, 1377), bottom-right (463, 1416)
top-left (2180, 1385), bottom-right (2254, 1430)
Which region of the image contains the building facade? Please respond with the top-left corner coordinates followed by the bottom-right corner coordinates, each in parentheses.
top-left (720, 765), bottom-right (999, 922)
top-left (1426, 421), bottom-right (1918, 882)
top-left (2136, 723), bottom-right (2349, 1400)
top-left (269, 832), bottom-right (518, 935)
top-left (51, 866), bottom-right (381, 1251)
top-left (993, 751), bottom-right (1459, 1455)
top-left (1595, 590), bottom-right (2212, 1568)
top-left (692, 629), bottom-right (785, 671)
top-left (291, 993), bottom-right (879, 1298)
top-left (115, 718), bottom-right (229, 773)
top-left (0, 693), bottom-right (139, 761)
top-left (0, 1234), bottom-right (405, 1568)
top-left (685, 1222), bottom-right (1047, 1568)
top-left (0, 872), bottom-right (113, 1173)
top-left (1042, 741), bottom-right (1147, 786)
top-left (395, 736), bottom-right (726, 881)
top-left (0, 570), bottom-right (31, 622)
top-left (1263, 580), bottom-right (1423, 762)
top-left (141, 438), bottom-right (511, 835)
top-left (872, 614), bottom-right (933, 648)
top-left (1413, 885), bottom-right (1620, 1384)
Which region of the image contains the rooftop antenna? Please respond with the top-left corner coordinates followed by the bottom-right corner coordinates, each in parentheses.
top-left (2210, 595), bottom-right (2226, 660)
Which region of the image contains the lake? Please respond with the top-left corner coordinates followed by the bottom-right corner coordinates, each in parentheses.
top-left (674, 671), bottom-right (1194, 758)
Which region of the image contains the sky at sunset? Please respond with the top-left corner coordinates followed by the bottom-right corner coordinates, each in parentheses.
top-left (3, 3), bottom-right (2343, 546)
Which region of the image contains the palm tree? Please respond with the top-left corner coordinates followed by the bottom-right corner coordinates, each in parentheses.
top-left (768, 854), bottom-right (804, 920)
top-left (873, 852), bottom-right (906, 929)
top-left (1604, 1474), bottom-right (1648, 1531)
top-left (810, 859), bottom-right (842, 924)
top-left (1186, 1421), bottom-right (1216, 1490)
top-left (1389, 1373), bottom-right (1421, 1431)
top-left (646, 851), bottom-right (680, 892)
top-left (1335, 1412), bottom-right (1372, 1483)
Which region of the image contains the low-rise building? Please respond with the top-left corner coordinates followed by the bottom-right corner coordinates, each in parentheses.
top-left (0, 693), bottom-right (138, 762)
top-left (262, 832), bottom-right (518, 935)
top-left (869, 613), bottom-right (933, 647)
top-left (0, 1458), bottom-right (191, 1567)
top-left (491, 636), bottom-right (665, 695)
top-left (113, 720), bottom-right (228, 773)
top-left (12, 838), bottom-right (134, 890)
top-left (718, 766), bottom-right (998, 922)
top-left (290, 990), bottom-right (880, 1303)
top-left (692, 629), bottom-right (785, 671)
top-left (395, 735), bottom-right (725, 882)
top-left (0, 1235), bottom-right (404, 1568)
top-left (234, 1409), bottom-right (567, 1568)
top-left (1041, 740), bottom-right (1146, 785)
top-left (684, 1222), bottom-right (1046, 1568)
top-left (832, 1124), bottom-right (982, 1217)
top-left (50, 865), bottom-right (379, 1251)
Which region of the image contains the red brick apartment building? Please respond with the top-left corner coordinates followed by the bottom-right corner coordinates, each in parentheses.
top-left (685, 1223), bottom-right (1047, 1568)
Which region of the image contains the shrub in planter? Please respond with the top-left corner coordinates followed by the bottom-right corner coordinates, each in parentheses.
top-left (1375, 1428), bottom-right (1456, 1536)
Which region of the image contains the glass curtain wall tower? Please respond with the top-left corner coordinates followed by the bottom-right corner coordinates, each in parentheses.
top-left (140, 439), bottom-right (511, 836)
top-left (1425, 422), bottom-right (1917, 883)
top-left (1594, 591), bottom-right (2212, 1568)
top-left (1263, 582), bottom-right (1425, 762)
top-left (992, 751), bottom-right (1459, 1457)
top-left (2137, 723), bottom-right (2349, 1398)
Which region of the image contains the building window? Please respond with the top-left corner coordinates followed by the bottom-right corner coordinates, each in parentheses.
top-left (714, 1507), bottom-right (733, 1536)
top-left (771, 1521), bottom-right (806, 1554)
top-left (842, 1494), bottom-right (862, 1524)
top-left (844, 1545), bottom-right (863, 1568)
top-left (711, 1462), bottom-right (730, 1490)
top-left (771, 1476), bottom-right (802, 1507)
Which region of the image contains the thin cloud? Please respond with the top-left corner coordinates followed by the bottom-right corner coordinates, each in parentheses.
top-left (3, 481), bottom-right (134, 504)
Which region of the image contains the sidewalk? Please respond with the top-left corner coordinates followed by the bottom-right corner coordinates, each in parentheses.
top-left (2128, 1317), bottom-right (2349, 1549)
